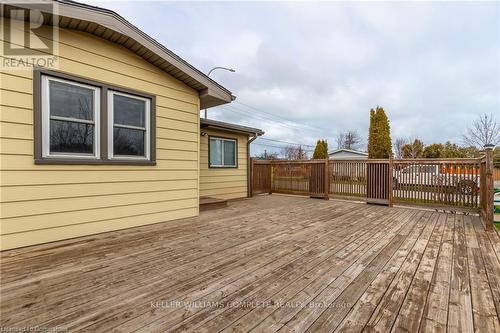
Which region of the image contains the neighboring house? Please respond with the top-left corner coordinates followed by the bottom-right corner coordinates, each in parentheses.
top-left (200, 119), bottom-right (264, 200)
top-left (328, 149), bottom-right (368, 160)
top-left (0, 1), bottom-right (261, 250)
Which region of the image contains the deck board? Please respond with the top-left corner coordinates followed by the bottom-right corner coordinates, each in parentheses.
top-left (1, 195), bottom-right (499, 332)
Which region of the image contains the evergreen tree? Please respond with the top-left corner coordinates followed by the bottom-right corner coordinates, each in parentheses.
top-left (367, 106), bottom-right (392, 158)
top-left (313, 139), bottom-right (328, 159)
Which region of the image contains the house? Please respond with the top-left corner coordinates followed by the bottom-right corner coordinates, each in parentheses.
top-left (200, 118), bottom-right (264, 201)
top-left (0, 0), bottom-right (262, 250)
top-left (328, 148), bottom-right (368, 160)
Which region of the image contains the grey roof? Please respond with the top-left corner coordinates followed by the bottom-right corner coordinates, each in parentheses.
top-left (3, 0), bottom-right (234, 109)
top-left (200, 118), bottom-right (264, 136)
top-left (328, 149), bottom-right (368, 156)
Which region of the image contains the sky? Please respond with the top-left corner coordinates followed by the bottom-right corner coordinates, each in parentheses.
top-left (88, 0), bottom-right (500, 156)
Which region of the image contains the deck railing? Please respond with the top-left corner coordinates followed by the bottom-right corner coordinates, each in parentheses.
top-left (392, 158), bottom-right (481, 210)
top-left (251, 148), bottom-right (495, 229)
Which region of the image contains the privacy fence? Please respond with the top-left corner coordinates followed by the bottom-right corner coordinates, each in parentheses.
top-left (250, 151), bottom-right (495, 230)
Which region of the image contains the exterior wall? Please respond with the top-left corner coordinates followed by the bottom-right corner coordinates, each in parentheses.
top-left (329, 151), bottom-right (368, 160)
top-left (200, 129), bottom-right (248, 200)
top-left (0, 20), bottom-right (200, 250)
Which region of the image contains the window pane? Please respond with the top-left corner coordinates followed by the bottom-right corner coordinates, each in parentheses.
top-left (113, 127), bottom-right (145, 156)
top-left (50, 119), bottom-right (93, 154)
top-left (223, 140), bottom-right (236, 166)
top-left (49, 80), bottom-right (94, 120)
top-left (113, 94), bottom-right (145, 127)
top-left (210, 139), bottom-right (222, 166)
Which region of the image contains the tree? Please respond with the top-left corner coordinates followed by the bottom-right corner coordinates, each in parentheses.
top-left (422, 142), bottom-right (480, 158)
top-left (423, 143), bottom-right (443, 158)
top-left (367, 106), bottom-right (392, 158)
top-left (393, 137), bottom-right (408, 159)
top-left (463, 113), bottom-right (500, 148)
top-left (401, 139), bottom-right (424, 158)
top-left (256, 150), bottom-right (279, 160)
top-left (312, 139), bottom-right (328, 159)
top-left (282, 145), bottom-right (308, 160)
top-left (336, 130), bottom-right (363, 150)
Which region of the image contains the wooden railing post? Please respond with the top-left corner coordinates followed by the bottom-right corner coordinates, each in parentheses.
top-left (324, 158), bottom-right (330, 200)
top-left (269, 161), bottom-right (273, 195)
top-left (484, 145), bottom-right (495, 230)
top-left (388, 156), bottom-right (394, 207)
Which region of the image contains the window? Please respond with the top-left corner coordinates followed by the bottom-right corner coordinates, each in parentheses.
top-left (41, 76), bottom-right (100, 159)
top-left (35, 70), bottom-right (155, 164)
top-left (108, 91), bottom-right (150, 160)
top-left (209, 137), bottom-right (237, 167)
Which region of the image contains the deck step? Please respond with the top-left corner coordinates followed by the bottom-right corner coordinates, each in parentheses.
top-left (199, 196), bottom-right (228, 211)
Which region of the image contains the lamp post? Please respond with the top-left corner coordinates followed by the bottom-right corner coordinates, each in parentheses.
top-left (204, 66), bottom-right (235, 119)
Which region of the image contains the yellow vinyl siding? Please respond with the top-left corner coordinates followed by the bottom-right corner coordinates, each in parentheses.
top-left (0, 20), bottom-right (201, 250)
top-left (199, 129), bottom-right (248, 200)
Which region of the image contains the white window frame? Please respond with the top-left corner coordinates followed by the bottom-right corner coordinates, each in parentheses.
top-left (41, 75), bottom-right (100, 159)
top-left (107, 90), bottom-right (151, 161)
top-left (209, 137), bottom-right (237, 168)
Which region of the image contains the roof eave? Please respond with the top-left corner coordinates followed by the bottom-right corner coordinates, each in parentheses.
top-left (200, 119), bottom-right (264, 136)
top-left (6, 0), bottom-right (234, 109)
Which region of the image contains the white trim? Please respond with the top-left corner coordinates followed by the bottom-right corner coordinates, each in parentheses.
top-left (108, 90), bottom-right (151, 161)
top-left (41, 75), bottom-right (100, 159)
top-left (210, 137), bottom-right (237, 167)
top-left (328, 149), bottom-right (368, 156)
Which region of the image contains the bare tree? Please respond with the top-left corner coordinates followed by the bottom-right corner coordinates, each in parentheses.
top-left (282, 145), bottom-right (308, 160)
top-left (393, 137), bottom-right (408, 159)
top-left (336, 130), bottom-right (362, 150)
top-left (256, 150), bottom-right (279, 160)
top-left (463, 113), bottom-right (500, 148)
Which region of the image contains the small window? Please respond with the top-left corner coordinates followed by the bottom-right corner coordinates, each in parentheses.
top-left (41, 75), bottom-right (100, 159)
top-left (209, 137), bottom-right (237, 167)
top-left (108, 91), bottom-right (151, 160)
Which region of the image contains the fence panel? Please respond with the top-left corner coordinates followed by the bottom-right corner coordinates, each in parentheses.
top-left (393, 159), bottom-right (480, 210)
top-left (251, 161), bottom-right (271, 195)
top-left (367, 160), bottom-right (391, 205)
top-left (271, 160), bottom-right (326, 197)
top-left (329, 160), bottom-right (367, 199)
top-left (251, 157), bottom-right (487, 215)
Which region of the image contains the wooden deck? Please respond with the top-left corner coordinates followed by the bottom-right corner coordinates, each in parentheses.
top-left (1, 195), bottom-right (500, 332)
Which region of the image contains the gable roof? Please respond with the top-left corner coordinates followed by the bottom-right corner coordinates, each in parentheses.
top-left (3, 0), bottom-right (234, 109)
top-left (328, 149), bottom-right (368, 156)
top-left (200, 118), bottom-right (264, 136)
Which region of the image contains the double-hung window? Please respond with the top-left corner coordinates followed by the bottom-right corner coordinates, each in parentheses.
top-left (108, 91), bottom-right (150, 160)
top-left (209, 137), bottom-right (237, 168)
top-left (36, 70), bottom-right (155, 164)
top-left (41, 76), bottom-right (100, 159)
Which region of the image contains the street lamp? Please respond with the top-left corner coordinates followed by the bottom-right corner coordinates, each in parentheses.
top-left (204, 66), bottom-right (236, 119)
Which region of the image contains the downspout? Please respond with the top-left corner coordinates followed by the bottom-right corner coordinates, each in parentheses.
top-left (247, 133), bottom-right (259, 198)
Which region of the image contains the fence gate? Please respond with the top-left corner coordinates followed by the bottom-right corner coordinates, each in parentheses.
top-left (251, 161), bottom-right (271, 195)
top-left (366, 160), bottom-right (391, 205)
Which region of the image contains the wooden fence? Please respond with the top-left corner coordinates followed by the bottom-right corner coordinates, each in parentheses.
top-left (495, 168), bottom-right (500, 182)
top-left (251, 150), bottom-right (495, 229)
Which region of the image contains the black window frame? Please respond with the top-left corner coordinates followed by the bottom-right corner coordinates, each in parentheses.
top-left (34, 68), bottom-right (156, 165)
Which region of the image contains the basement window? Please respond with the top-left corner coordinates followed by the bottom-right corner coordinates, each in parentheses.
top-left (209, 137), bottom-right (237, 168)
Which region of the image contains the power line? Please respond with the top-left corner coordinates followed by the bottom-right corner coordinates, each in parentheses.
top-left (219, 105), bottom-right (314, 132)
top-left (257, 137), bottom-right (315, 147)
top-left (234, 100), bottom-right (334, 134)
top-left (251, 142), bottom-right (315, 152)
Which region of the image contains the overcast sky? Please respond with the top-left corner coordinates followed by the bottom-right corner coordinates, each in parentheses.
top-left (90, 0), bottom-right (499, 155)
